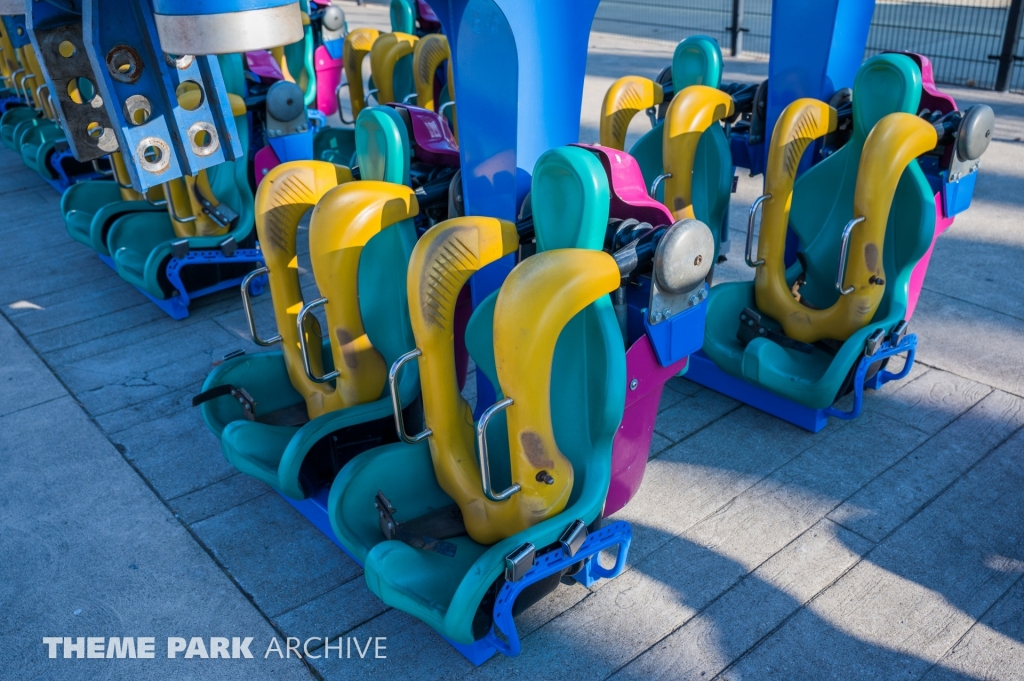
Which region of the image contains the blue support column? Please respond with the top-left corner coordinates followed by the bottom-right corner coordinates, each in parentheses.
top-left (765, 0), bottom-right (876, 168)
top-left (426, 0), bottom-right (600, 409)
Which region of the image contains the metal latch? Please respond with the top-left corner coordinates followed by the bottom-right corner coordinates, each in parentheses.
top-left (171, 239), bottom-right (190, 259)
top-left (373, 490), bottom-right (458, 557)
top-left (890, 320), bottom-right (908, 347)
top-left (505, 543), bottom-right (536, 582)
top-left (559, 520), bottom-right (588, 558)
top-left (219, 236), bottom-right (237, 257)
top-left (865, 329), bottom-right (886, 356)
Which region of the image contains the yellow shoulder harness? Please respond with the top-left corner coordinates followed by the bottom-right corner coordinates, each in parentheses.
top-left (413, 33), bottom-right (449, 112)
top-left (369, 32), bottom-right (418, 105)
top-left (599, 76), bottom-right (663, 151)
top-left (343, 28), bottom-right (380, 119)
top-left (406, 217), bottom-right (519, 545)
top-left (662, 85), bottom-right (734, 220)
top-left (489, 249), bottom-right (622, 541)
top-left (754, 100), bottom-right (936, 342)
top-left (254, 161), bottom-right (354, 419)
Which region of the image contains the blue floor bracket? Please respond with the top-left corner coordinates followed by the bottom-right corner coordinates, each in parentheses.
top-left (278, 483), bottom-right (633, 666)
top-left (99, 248), bottom-right (266, 320)
top-left (687, 334), bottom-right (918, 433)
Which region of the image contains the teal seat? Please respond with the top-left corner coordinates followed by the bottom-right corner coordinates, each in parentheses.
top-left (390, 0), bottom-right (416, 33)
top-left (62, 178), bottom-right (163, 255)
top-left (328, 146), bottom-right (626, 646)
top-left (630, 36), bottom-right (733, 261)
top-left (105, 54), bottom-right (254, 301)
top-left (200, 106), bottom-right (419, 500)
top-left (701, 54), bottom-right (935, 409)
top-left (0, 106), bottom-right (39, 150)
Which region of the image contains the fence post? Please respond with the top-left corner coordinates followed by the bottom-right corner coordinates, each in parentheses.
top-left (992, 0), bottom-right (1024, 91)
top-left (730, 0), bottom-right (745, 57)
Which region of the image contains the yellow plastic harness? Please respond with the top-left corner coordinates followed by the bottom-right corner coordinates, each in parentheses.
top-left (754, 99), bottom-right (938, 343)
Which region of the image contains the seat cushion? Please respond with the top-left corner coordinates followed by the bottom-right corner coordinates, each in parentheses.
top-left (221, 421), bottom-right (300, 489)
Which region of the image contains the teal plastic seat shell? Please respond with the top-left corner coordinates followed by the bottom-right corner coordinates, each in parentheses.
top-left (701, 54), bottom-right (935, 409)
top-left (328, 146), bottom-right (627, 645)
top-left (61, 181), bottom-right (164, 255)
top-left (200, 105), bottom-right (420, 501)
top-left (628, 36), bottom-right (733, 259)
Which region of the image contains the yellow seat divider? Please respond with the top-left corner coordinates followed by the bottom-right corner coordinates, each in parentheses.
top-left (599, 76), bottom-right (663, 152)
top-left (489, 248), bottom-right (622, 541)
top-left (662, 85), bottom-right (734, 220)
top-left (413, 33), bottom-right (449, 112)
top-left (343, 27), bottom-right (380, 120)
top-left (369, 32), bottom-right (418, 105)
top-left (406, 217), bottom-right (520, 545)
top-left (754, 99), bottom-right (938, 343)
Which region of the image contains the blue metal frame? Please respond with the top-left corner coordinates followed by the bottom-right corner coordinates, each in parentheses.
top-left (40, 146), bottom-right (104, 193)
top-left (99, 248), bottom-right (266, 320)
top-left (687, 333), bottom-right (918, 433)
top-left (81, 0), bottom-right (242, 191)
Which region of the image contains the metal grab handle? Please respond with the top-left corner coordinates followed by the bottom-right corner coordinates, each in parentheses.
top-left (388, 348), bottom-right (432, 444)
top-left (91, 159), bottom-right (114, 178)
top-left (649, 172), bottom-right (671, 199)
top-left (401, 92), bottom-right (417, 104)
top-left (335, 81), bottom-right (354, 124)
top-left (162, 182), bottom-right (196, 223)
top-left (296, 297), bottom-right (338, 383)
top-left (145, 192), bottom-right (168, 207)
top-left (240, 267), bottom-right (281, 347)
top-left (836, 216), bottom-right (866, 296)
top-left (476, 397), bottom-right (521, 502)
top-left (6, 68), bottom-right (24, 93)
top-left (18, 72), bottom-right (33, 101)
top-left (34, 84), bottom-right (49, 111)
top-left (745, 193), bottom-right (771, 267)
top-left (367, 87), bottom-right (378, 103)
top-left (439, 101), bottom-right (455, 118)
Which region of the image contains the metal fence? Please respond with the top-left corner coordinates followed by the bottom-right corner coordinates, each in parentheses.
top-left (592, 0), bottom-right (1024, 92)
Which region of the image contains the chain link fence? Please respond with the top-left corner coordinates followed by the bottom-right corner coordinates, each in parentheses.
top-left (592, 0), bottom-right (1024, 92)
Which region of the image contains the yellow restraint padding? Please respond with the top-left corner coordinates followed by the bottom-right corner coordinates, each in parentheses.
top-left (369, 32), bottom-right (418, 105)
top-left (165, 173), bottom-right (230, 238)
top-left (408, 217), bottom-right (520, 545)
top-left (599, 76), bottom-right (663, 151)
top-left (343, 27), bottom-right (380, 120)
top-left (662, 85), bottom-right (734, 220)
top-left (490, 249), bottom-right (622, 541)
top-left (255, 161), bottom-right (354, 419)
top-left (110, 152), bottom-right (144, 202)
top-left (755, 102), bottom-right (937, 343)
top-left (413, 33), bottom-right (449, 112)
top-left (306, 180), bottom-right (419, 416)
top-left (0, 23), bottom-right (16, 80)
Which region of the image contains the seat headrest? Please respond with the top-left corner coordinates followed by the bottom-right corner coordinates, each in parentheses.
top-left (530, 146), bottom-right (609, 252)
top-left (355, 105), bottom-right (410, 185)
top-left (852, 54), bottom-right (922, 141)
top-left (673, 35), bottom-right (723, 92)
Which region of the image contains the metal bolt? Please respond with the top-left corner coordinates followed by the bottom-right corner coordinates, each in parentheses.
top-left (699, 286), bottom-right (708, 300)
top-left (536, 470), bottom-right (554, 485)
top-left (652, 311), bottom-right (663, 322)
top-left (629, 378), bottom-right (638, 391)
top-left (688, 294), bottom-right (700, 306)
top-left (662, 307), bottom-right (671, 318)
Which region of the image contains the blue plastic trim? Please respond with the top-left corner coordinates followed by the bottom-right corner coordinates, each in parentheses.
top-left (482, 520), bottom-right (632, 658)
top-left (278, 487), bottom-right (362, 563)
top-left (687, 333), bottom-right (918, 433)
top-left (268, 127), bottom-right (314, 164)
top-left (151, 0), bottom-right (295, 16)
top-left (157, 247), bottom-right (265, 319)
top-left (643, 291), bottom-right (707, 367)
top-left (42, 147), bottom-right (103, 193)
top-left (941, 169), bottom-right (977, 218)
top-left (2, 16), bottom-right (30, 49)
